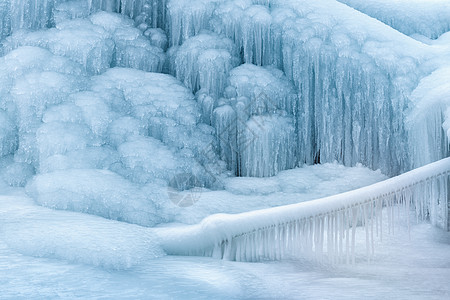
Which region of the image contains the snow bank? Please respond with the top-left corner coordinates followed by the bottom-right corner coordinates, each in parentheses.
top-left (26, 169), bottom-right (159, 226)
top-left (339, 0), bottom-right (450, 39)
top-left (0, 196), bottom-right (164, 269)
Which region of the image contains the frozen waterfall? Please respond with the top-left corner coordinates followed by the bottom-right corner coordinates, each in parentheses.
top-left (0, 0), bottom-right (448, 236)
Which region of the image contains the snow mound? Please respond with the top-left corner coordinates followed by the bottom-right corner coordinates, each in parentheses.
top-left (0, 196), bottom-right (164, 269)
top-left (26, 169), bottom-right (160, 227)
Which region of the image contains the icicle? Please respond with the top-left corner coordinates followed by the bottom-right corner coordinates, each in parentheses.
top-left (405, 187), bottom-right (411, 239)
top-left (363, 203), bottom-right (369, 262)
top-left (369, 200), bottom-right (374, 257)
top-left (351, 205), bottom-right (358, 264)
top-left (339, 209), bottom-right (344, 263)
top-left (345, 207), bottom-right (350, 264)
top-left (333, 212), bottom-right (338, 263)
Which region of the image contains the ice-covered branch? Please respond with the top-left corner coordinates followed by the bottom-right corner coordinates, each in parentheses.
top-left (159, 157), bottom-right (450, 262)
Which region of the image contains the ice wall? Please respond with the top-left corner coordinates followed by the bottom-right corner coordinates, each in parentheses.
top-left (269, 0), bottom-right (443, 175)
top-left (212, 64), bottom-right (298, 176)
top-left (211, 1), bottom-right (273, 66)
top-left (1, 12), bottom-right (165, 74)
top-left (171, 32), bottom-right (239, 97)
top-left (0, 0), bottom-right (168, 41)
top-left (0, 34), bottom-right (222, 225)
top-left (240, 115), bottom-right (296, 177)
top-left (407, 67), bottom-right (450, 168)
top-left (0, 0), bottom-right (448, 219)
top-left (164, 0), bottom-right (450, 176)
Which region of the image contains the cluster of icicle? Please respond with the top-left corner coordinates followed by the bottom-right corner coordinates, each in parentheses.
top-left (164, 0), bottom-right (450, 176)
top-left (160, 157), bottom-right (450, 263)
top-left (0, 0), bottom-right (167, 40)
top-left (2, 0), bottom-right (449, 178)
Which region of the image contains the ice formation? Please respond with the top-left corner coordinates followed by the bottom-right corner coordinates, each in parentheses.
top-left (1, 0), bottom-right (449, 177)
top-left (211, 63), bottom-right (298, 176)
top-left (0, 0), bottom-right (448, 267)
top-left (0, 9), bottom-right (224, 225)
top-left (160, 157), bottom-right (450, 261)
top-left (171, 32), bottom-right (239, 97)
top-left (163, 0), bottom-right (450, 176)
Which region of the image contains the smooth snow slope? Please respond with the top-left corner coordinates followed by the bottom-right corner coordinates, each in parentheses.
top-left (339, 0), bottom-right (450, 39)
top-left (1, 196), bottom-right (450, 299)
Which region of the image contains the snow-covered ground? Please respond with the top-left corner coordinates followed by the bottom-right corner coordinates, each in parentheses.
top-left (1, 164), bottom-right (450, 299)
top-left (1, 204), bottom-right (449, 299)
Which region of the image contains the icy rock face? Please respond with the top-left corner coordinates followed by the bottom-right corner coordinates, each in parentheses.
top-left (172, 32), bottom-right (239, 97)
top-left (0, 40), bottom-right (222, 224)
top-left (7, 0), bottom-right (67, 35)
top-left (165, 0), bottom-right (450, 175)
top-left (240, 115), bottom-right (296, 177)
top-left (90, 11), bottom-right (166, 72)
top-left (407, 67), bottom-right (450, 168)
top-left (0, 111), bottom-right (18, 157)
top-left (115, 0), bottom-right (168, 28)
top-left (54, 0), bottom-right (91, 24)
top-left (2, 11), bottom-right (166, 74)
top-left (212, 1), bottom-right (273, 66)
top-left (144, 27), bottom-right (168, 51)
top-left (166, 0), bottom-right (224, 46)
top-left (268, 0), bottom-right (439, 175)
top-left (213, 64), bottom-right (298, 176)
top-left (0, 1), bottom-right (10, 40)
top-left (33, 67), bottom-right (222, 189)
top-left (0, 0), bottom-right (448, 223)
top-left (0, 0), bottom-right (168, 40)
top-left (2, 19), bottom-right (115, 74)
top-left (228, 64), bottom-right (297, 116)
top-left (0, 48), bottom-right (87, 165)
